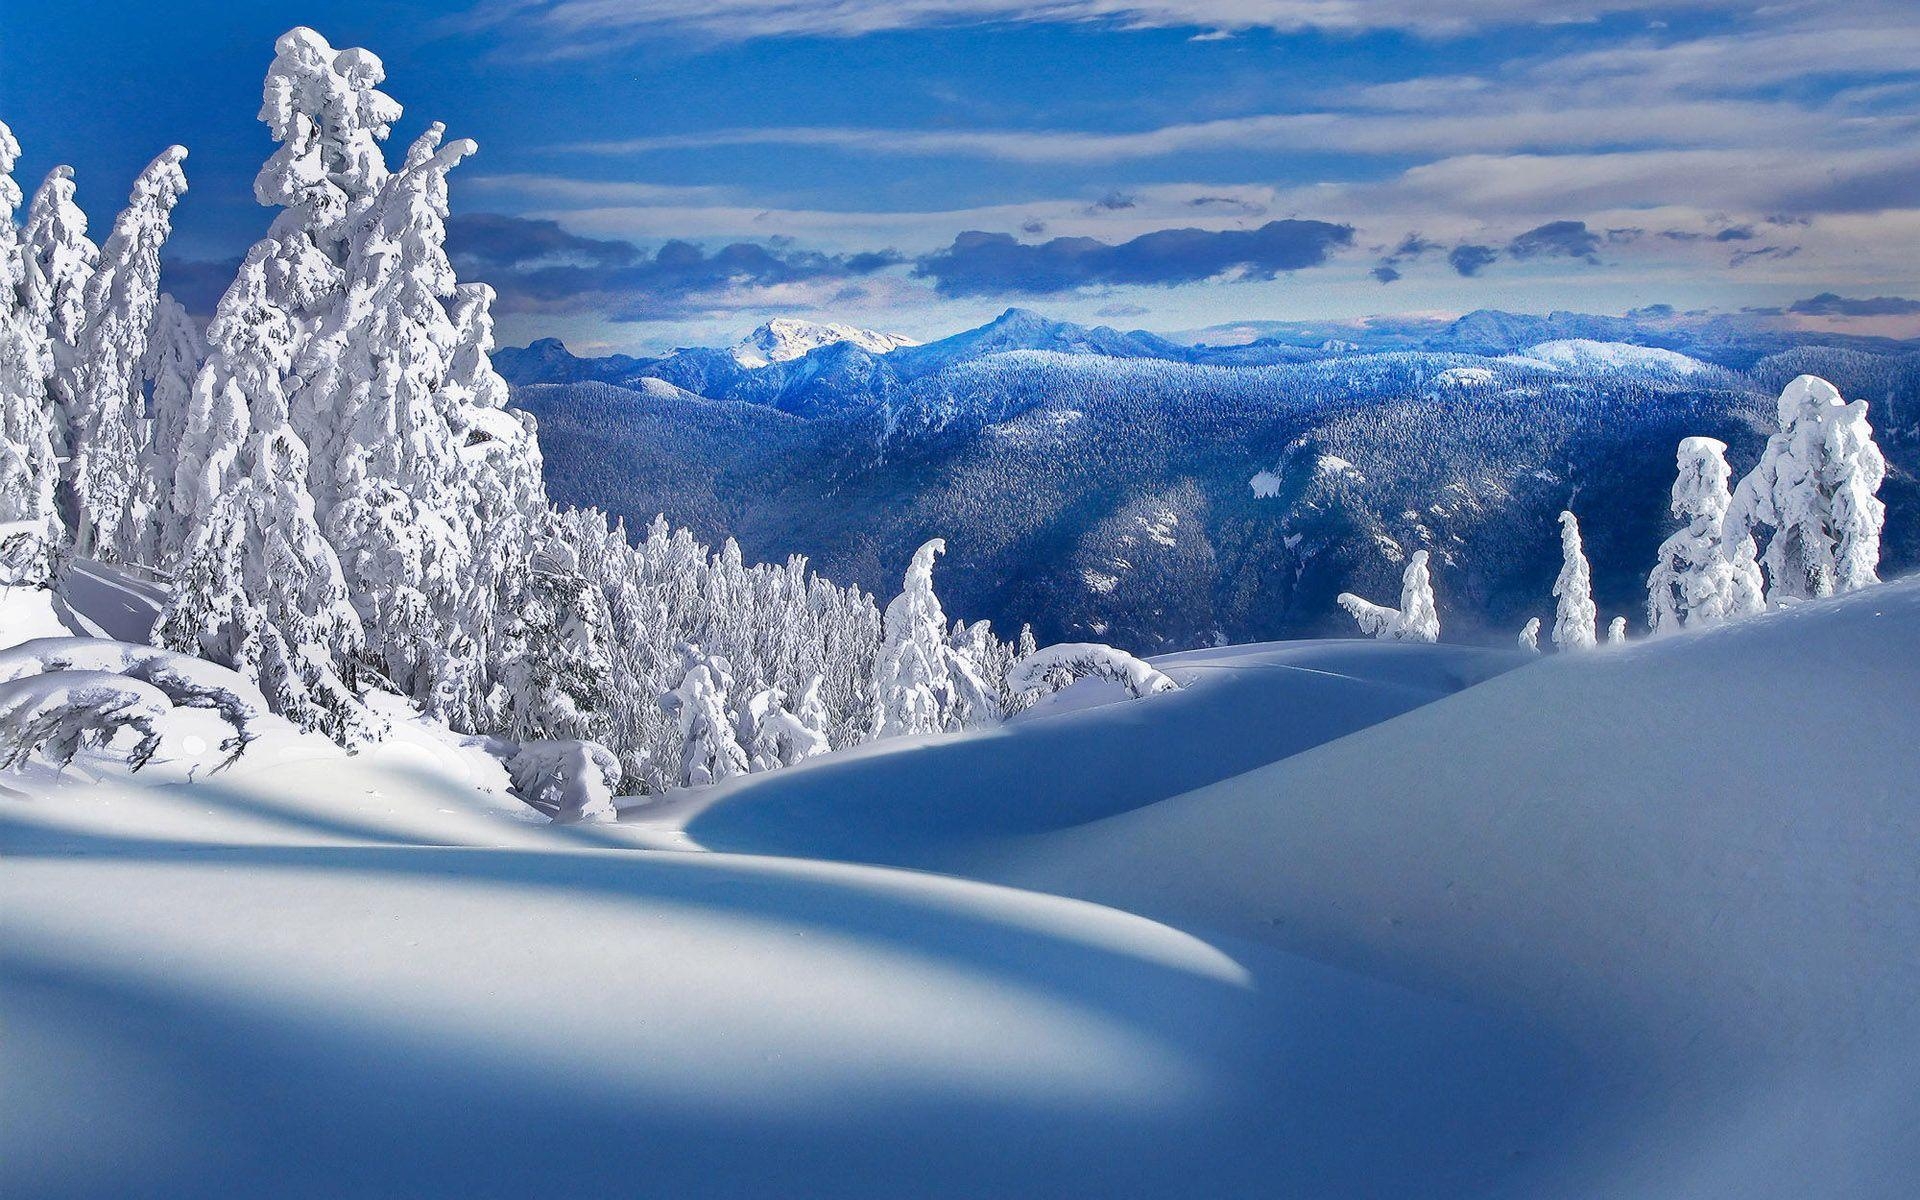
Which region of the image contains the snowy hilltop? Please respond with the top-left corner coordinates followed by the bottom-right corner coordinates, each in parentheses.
top-left (729, 317), bottom-right (918, 368)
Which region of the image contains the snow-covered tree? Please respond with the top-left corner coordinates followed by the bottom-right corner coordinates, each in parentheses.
top-left (1337, 549), bottom-right (1439, 643)
top-left (1518, 617), bottom-right (1540, 653)
top-left (1552, 511), bottom-right (1597, 651)
top-left (136, 293), bottom-right (203, 564)
top-left (499, 532), bottom-right (616, 745)
top-left (21, 165), bottom-right (96, 458)
top-left (1006, 642), bottom-right (1178, 708)
top-left (871, 538), bottom-right (959, 738)
top-left (0, 121), bottom-right (62, 584)
top-left (1646, 436), bottom-right (1763, 633)
top-left (740, 681), bottom-right (831, 772)
top-left (661, 646), bottom-right (748, 787)
top-left (506, 739), bottom-right (622, 824)
top-left (155, 241), bottom-right (383, 748)
top-left (67, 146), bottom-right (189, 560)
top-left (1727, 374), bottom-right (1887, 602)
top-left (1607, 617), bottom-right (1627, 645)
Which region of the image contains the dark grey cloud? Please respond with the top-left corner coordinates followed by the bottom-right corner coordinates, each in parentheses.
top-left (1389, 233), bottom-right (1442, 259)
top-left (1089, 191), bottom-right (1138, 212)
top-left (1787, 292), bottom-right (1920, 317)
top-left (1714, 224), bottom-right (1757, 242)
top-left (1448, 244), bottom-right (1499, 276)
top-left (442, 212), bottom-right (904, 320)
top-left (1371, 264), bottom-right (1402, 283)
top-left (913, 219), bottom-right (1354, 296)
top-left (1506, 219), bottom-right (1601, 263)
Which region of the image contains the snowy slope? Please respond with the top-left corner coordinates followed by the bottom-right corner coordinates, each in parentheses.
top-left (730, 318), bottom-right (918, 368)
top-left (6, 576), bottom-right (1918, 1197)
top-left (686, 580), bottom-right (1920, 1199)
top-left (1514, 338), bottom-right (1710, 375)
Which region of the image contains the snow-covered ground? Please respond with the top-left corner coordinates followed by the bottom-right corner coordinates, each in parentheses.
top-left (4, 569), bottom-right (1917, 1197)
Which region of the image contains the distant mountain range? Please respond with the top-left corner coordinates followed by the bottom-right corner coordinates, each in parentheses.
top-left (502, 308), bottom-right (1919, 652)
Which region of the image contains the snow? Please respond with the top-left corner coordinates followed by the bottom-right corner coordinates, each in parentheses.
top-left (1248, 469), bottom-right (1283, 498)
top-left (1511, 339), bottom-right (1709, 376)
top-left (730, 318), bottom-right (919, 368)
top-left (6, 576), bottom-right (1920, 1194)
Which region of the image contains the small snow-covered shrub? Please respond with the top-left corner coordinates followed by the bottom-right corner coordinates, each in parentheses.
top-left (0, 637), bottom-right (266, 769)
top-left (1007, 642), bottom-right (1178, 709)
top-left (505, 739), bottom-right (622, 824)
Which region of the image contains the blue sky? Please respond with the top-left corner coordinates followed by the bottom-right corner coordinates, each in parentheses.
top-left (4, 0), bottom-right (1918, 352)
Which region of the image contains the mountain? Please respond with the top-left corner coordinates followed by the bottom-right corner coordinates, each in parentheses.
top-left (730, 318), bottom-right (918, 368)
top-left (504, 311), bottom-right (1920, 654)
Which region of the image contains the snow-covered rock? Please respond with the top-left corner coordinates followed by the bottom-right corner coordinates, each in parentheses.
top-left (730, 318), bottom-right (918, 369)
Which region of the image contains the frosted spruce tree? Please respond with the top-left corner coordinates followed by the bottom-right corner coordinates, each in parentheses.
top-left (1727, 374), bottom-right (1886, 602)
top-left (1646, 436), bottom-right (1764, 632)
top-left (156, 242), bottom-right (384, 746)
top-left (21, 165), bottom-right (96, 469)
top-left (871, 538), bottom-right (958, 738)
top-left (67, 146), bottom-right (189, 561)
top-left (662, 647), bottom-right (748, 787)
top-left (1337, 549), bottom-right (1439, 642)
top-left (1518, 617), bottom-right (1541, 653)
top-left (1552, 511), bottom-right (1597, 651)
top-left (740, 682), bottom-right (831, 772)
top-left (1607, 617), bottom-right (1627, 645)
top-left (135, 294), bottom-right (204, 564)
top-left (0, 121), bottom-right (62, 584)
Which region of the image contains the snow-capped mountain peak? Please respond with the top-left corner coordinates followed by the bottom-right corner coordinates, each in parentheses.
top-left (730, 318), bottom-right (919, 368)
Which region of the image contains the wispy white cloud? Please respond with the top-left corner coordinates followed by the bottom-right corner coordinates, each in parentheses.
top-left (463, 0), bottom-right (1767, 49)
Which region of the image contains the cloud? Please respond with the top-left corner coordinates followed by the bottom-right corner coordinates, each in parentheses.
top-left (1729, 244), bottom-right (1799, 267)
top-left (1095, 302), bottom-right (1151, 318)
top-left (1448, 244), bottom-right (1499, 276)
top-left (1785, 292), bottom-right (1920, 316)
top-left (462, 0), bottom-right (1773, 50)
top-left (443, 212), bottom-right (904, 320)
top-left (1505, 219), bottom-right (1601, 262)
top-left (912, 219), bottom-right (1354, 296)
top-left (1371, 264), bottom-right (1402, 283)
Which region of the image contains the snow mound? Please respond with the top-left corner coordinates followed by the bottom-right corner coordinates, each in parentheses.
top-left (1514, 339), bottom-right (1709, 375)
top-left (730, 318), bottom-right (919, 368)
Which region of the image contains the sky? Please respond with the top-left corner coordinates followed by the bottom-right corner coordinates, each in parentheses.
top-left (3, 0), bottom-right (1918, 353)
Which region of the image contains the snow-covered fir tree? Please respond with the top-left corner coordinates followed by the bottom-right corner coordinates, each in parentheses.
top-left (1337, 549), bottom-right (1439, 643)
top-left (1647, 436), bottom-right (1764, 632)
top-left (1518, 617), bottom-right (1541, 653)
top-left (1552, 511), bottom-right (1597, 651)
top-left (155, 242), bottom-right (384, 747)
top-left (1727, 374), bottom-right (1887, 602)
top-left (662, 646), bottom-right (748, 787)
top-left (66, 146), bottom-right (188, 561)
top-left (740, 682), bottom-right (831, 772)
top-left (20, 164), bottom-right (96, 471)
top-left (871, 538), bottom-right (959, 738)
top-left (135, 294), bottom-right (203, 565)
top-left (1608, 617), bottom-right (1627, 645)
top-left (0, 121), bottom-right (62, 584)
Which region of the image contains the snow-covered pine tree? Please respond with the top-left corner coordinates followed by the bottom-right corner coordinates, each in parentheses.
top-left (871, 538), bottom-right (958, 738)
top-left (1823, 391), bottom-right (1887, 594)
top-left (499, 529), bottom-right (616, 746)
top-left (1607, 617), bottom-right (1627, 645)
top-left (155, 241), bottom-right (384, 746)
top-left (740, 682), bottom-right (831, 772)
top-left (1518, 617), bottom-right (1540, 653)
top-left (136, 293), bottom-right (203, 565)
top-left (301, 125), bottom-right (481, 706)
top-left (0, 122), bottom-right (63, 584)
top-left (662, 646), bottom-right (748, 787)
top-left (1727, 374), bottom-right (1887, 602)
top-left (20, 165), bottom-right (96, 470)
top-left (1552, 511), bottom-right (1597, 651)
top-left (67, 146), bottom-right (189, 561)
top-left (1337, 549), bottom-right (1439, 642)
top-left (1646, 436), bottom-right (1763, 632)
